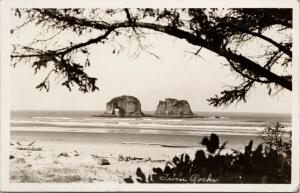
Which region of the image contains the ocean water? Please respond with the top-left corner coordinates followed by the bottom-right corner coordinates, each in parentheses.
top-left (10, 111), bottom-right (291, 137)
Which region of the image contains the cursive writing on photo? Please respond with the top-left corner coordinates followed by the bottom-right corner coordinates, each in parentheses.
top-left (159, 174), bottom-right (219, 183)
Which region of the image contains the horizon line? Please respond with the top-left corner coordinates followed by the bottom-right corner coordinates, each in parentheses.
top-left (10, 109), bottom-right (291, 115)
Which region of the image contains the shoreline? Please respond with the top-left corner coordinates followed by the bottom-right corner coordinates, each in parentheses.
top-left (10, 129), bottom-right (263, 183)
top-left (11, 130), bottom-right (263, 148)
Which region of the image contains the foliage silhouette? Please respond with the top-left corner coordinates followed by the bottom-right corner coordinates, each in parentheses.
top-left (126, 133), bottom-right (291, 183)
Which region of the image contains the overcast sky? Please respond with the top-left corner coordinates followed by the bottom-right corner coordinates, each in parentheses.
top-left (10, 11), bottom-right (292, 113)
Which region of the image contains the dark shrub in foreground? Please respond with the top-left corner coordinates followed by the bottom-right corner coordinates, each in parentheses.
top-left (125, 133), bottom-right (291, 184)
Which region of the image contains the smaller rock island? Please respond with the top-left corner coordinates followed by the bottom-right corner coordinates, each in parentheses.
top-left (104, 95), bottom-right (144, 117)
top-left (154, 98), bottom-right (194, 118)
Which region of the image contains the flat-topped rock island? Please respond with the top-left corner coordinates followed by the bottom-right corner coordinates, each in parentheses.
top-left (154, 98), bottom-right (195, 118)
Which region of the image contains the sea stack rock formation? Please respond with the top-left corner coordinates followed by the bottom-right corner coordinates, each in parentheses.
top-left (155, 98), bottom-right (194, 117)
top-left (104, 95), bottom-right (144, 117)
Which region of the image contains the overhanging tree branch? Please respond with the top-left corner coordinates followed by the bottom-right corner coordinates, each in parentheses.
top-left (12, 14), bottom-right (293, 91)
top-left (128, 22), bottom-right (292, 90)
top-left (11, 8), bottom-right (293, 107)
top-left (224, 24), bottom-right (292, 57)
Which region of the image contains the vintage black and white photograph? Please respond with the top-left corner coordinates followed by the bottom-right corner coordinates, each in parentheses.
top-left (1, 0), bottom-right (299, 191)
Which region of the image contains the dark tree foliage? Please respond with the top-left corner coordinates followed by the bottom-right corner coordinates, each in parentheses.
top-left (126, 133), bottom-right (291, 184)
top-left (11, 8), bottom-right (292, 106)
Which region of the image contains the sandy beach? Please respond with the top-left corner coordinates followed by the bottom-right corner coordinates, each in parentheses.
top-left (10, 130), bottom-right (262, 183)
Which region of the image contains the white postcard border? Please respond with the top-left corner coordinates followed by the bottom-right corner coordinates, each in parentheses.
top-left (1, 0), bottom-right (299, 192)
